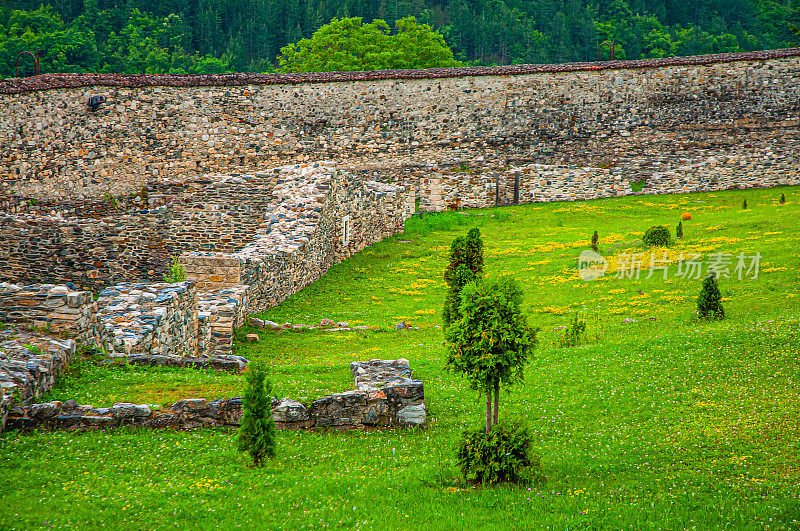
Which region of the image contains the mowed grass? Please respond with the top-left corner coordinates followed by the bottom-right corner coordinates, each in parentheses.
top-left (3, 186), bottom-right (800, 529)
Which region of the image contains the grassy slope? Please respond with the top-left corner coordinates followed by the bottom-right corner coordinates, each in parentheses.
top-left (2, 186), bottom-right (799, 529)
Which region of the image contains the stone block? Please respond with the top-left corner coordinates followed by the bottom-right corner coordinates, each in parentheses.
top-left (111, 402), bottom-right (151, 419)
top-left (28, 402), bottom-right (59, 420)
top-left (80, 415), bottom-right (114, 428)
top-left (397, 404), bottom-right (426, 426)
top-left (271, 398), bottom-right (309, 423)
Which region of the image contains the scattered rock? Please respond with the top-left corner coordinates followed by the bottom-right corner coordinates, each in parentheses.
top-left (248, 317), bottom-right (265, 329)
top-left (246, 333), bottom-right (260, 342)
top-left (320, 318), bottom-right (335, 327)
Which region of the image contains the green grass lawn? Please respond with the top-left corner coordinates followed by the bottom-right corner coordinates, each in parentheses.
top-left (2, 186), bottom-right (799, 529)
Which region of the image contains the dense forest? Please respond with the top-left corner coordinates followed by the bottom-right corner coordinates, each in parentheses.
top-left (1, 0), bottom-right (799, 76)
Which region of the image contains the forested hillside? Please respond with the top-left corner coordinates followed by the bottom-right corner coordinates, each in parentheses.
top-left (1, 0), bottom-right (799, 76)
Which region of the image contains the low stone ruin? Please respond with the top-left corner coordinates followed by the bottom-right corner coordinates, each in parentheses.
top-left (0, 281), bottom-right (248, 373)
top-left (0, 328), bottom-right (77, 431)
top-left (3, 358), bottom-right (426, 432)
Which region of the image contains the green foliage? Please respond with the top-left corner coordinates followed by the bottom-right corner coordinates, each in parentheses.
top-left (277, 17), bottom-right (459, 72)
top-left (743, 198), bottom-right (748, 209)
top-left (446, 276), bottom-right (537, 431)
top-left (237, 364), bottom-right (277, 466)
top-left (456, 421), bottom-right (543, 485)
top-left (9, 185), bottom-right (800, 528)
top-left (642, 225), bottom-right (672, 247)
top-left (556, 314), bottom-right (586, 348)
top-left (780, 193), bottom-right (786, 204)
top-left (163, 256), bottom-right (186, 283)
top-left (590, 230), bottom-right (599, 252)
top-left (102, 191), bottom-right (118, 209)
top-left (0, 0), bottom-right (794, 76)
top-left (676, 220), bottom-right (684, 239)
top-left (0, 5), bottom-right (229, 77)
top-left (697, 274), bottom-right (725, 320)
top-left (630, 180), bottom-right (647, 192)
top-left (22, 343), bottom-right (41, 355)
top-left (442, 228), bottom-right (484, 326)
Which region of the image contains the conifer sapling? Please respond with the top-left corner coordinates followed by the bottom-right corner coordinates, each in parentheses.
top-left (237, 364), bottom-right (277, 465)
top-left (697, 274), bottom-right (725, 320)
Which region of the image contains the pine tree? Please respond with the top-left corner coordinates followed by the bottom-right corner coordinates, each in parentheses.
top-left (590, 230), bottom-right (599, 252)
top-left (676, 220), bottom-right (683, 239)
top-left (742, 198), bottom-right (748, 209)
top-left (697, 274), bottom-right (725, 320)
top-left (780, 193), bottom-right (786, 204)
top-left (237, 364), bottom-right (277, 465)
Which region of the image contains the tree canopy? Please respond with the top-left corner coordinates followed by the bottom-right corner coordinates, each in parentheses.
top-left (1, 0), bottom-right (800, 76)
top-left (277, 17), bottom-right (459, 72)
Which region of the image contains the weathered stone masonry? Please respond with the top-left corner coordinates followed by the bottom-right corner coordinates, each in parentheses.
top-left (1, 163), bottom-right (413, 360)
top-left (3, 49), bottom-right (800, 431)
top-left (2, 48), bottom-right (800, 206)
top-left (3, 356), bottom-right (425, 432)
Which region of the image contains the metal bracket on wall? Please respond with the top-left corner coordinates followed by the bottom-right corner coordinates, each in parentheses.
top-left (15, 49), bottom-right (41, 78)
top-left (598, 41), bottom-right (616, 61)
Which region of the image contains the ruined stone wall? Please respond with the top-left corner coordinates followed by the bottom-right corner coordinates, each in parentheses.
top-left (0, 172), bottom-right (285, 291)
top-left (3, 358), bottom-right (425, 432)
top-left (182, 165), bottom-right (412, 314)
top-left (0, 328), bottom-right (77, 431)
top-left (0, 283), bottom-right (96, 343)
top-left (2, 49), bottom-right (800, 204)
top-left (0, 209), bottom-right (173, 291)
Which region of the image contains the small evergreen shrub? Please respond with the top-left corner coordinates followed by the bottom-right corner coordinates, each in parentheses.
top-left (163, 257), bottom-right (186, 283)
top-left (780, 193), bottom-right (786, 204)
top-left (642, 225), bottom-right (671, 247)
top-left (590, 231), bottom-right (599, 252)
top-left (742, 198), bottom-right (748, 210)
top-left (697, 274), bottom-right (725, 320)
top-left (442, 228), bottom-right (484, 326)
top-left (676, 220), bottom-right (683, 239)
top-left (457, 422), bottom-right (543, 485)
top-left (630, 180), bottom-right (646, 192)
top-left (557, 314), bottom-right (586, 347)
top-left (237, 365), bottom-right (277, 466)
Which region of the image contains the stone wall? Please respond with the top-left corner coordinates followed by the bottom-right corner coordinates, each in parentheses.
top-left (0, 281), bottom-right (248, 368)
top-left (1, 162), bottom-right (411, 362)
top-left (0, 172), bottom-right (282, 291)
top-left (0, 282), bottom-right (95, 343)
top-left (4, 358), bottom-right (425, 432)
top-left (0, 328), bottom-right (78, 431)
top-left (95, 282), bottom-right (198, 357)
top-left (2, 49), bottom-right (800, 205)
top-left (1, 163), bottom-right (412, 295)
top-left (182, 163), bottom-right (412, 316)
